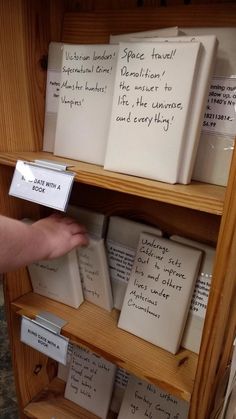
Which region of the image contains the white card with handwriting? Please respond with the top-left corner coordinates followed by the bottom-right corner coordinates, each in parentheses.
top-left (54, 44), bottom-right (118, 164)
top-left (118, 232), bottom-right (202, 354)
top-left (64, 345), bottom-right (116, 418)
top-left (118, 374), bottom-right (189, 419)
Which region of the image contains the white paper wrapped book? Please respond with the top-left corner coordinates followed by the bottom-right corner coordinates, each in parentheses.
top-left (104, 41), bottom-right (201, 184)
top-left (136, 35), bottom-right (218, 184)
top-left (43, 42), bottom-right (63, 152)
top-left (64, 345), bottom-right (116, 419)
top-left (67, 206), bottom-right (113, 310)
top-left (170, 235), bottom-right (215, 353)
top-left (78, 237), bottom-right (113, 311)
top-left (118, 232), bottom-right (202, 354)
top-left (54, 43), bottom-right (118, 165)
top-left (117, 374), bottom-right (189, 419)
top-left (106, 216), bottom-right (162, 310)
top-left (28, 249), bottom-right (84, 308)
top-left (180, 27), bottom-right (236, 186)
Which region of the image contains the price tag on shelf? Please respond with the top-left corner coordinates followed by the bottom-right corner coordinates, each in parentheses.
top-left (9, 160), bottom-right (75, 211)
top-left (20, 315), bottom-right (69, 365)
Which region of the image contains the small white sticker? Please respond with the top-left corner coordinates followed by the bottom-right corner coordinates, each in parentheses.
top-left (21, 316), bottom-right (69, 365)
top-left (9, 160), bottom-right (74, 211)
top-left (203, 76), bottom-right (236, 136)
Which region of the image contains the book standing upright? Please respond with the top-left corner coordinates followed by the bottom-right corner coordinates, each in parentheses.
top-left (104, 41), bottom-right (201, 183)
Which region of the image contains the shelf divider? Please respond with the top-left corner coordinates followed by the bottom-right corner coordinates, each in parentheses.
top-left (0, 151), bottom-right (225, 215)
top-left (13, 292), bottom-right (198, 402)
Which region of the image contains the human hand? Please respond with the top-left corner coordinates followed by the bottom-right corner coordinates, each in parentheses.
top-left (31, 213), bottom-right (89, 260)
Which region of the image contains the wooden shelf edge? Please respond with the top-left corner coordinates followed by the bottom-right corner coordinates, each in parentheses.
top-left (24, 377), bottom-right (117, 419)
top-left (0, 151), bottom-right (225, 215)
top-left (12, 292), bottom-right (198, 402)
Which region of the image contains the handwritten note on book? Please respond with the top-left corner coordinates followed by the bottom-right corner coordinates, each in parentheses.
top-left (104, 41), bottom-right (200, 183)
top-left (78, 237), bottom-right (113, 311)
top-left (54, 44), bottom-right (118, 164)
top-left (118, 374), bottom-right (189, 419)
top-left (64, 345), bottom-right (116, 419)
top-left (118, 232), bottom-right (202, 354)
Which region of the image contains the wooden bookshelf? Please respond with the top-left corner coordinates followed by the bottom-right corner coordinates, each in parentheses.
top-left (24, 377), bottom-right (116, 419)
top-left (1, 2), bottom-right (236, 419)
top-left (13, 292), bottom-right (198, 402)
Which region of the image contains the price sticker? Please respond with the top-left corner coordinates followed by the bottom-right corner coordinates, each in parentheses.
top-left (9, 160), bottom-right (75, 211)
top-left (21, 316), bottom-right (69, 365)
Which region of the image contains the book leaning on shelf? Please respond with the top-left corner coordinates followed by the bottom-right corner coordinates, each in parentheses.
top-left (67, 205), bottom-right (113, 311)
top-left (117, 373), bottom-right (189, 419)
top-left (27, 249), bottom-right (84, 308)
top-left (118, 232), bottom-right (202, 354)
top-left (129, 34), bottom-right (218, 184)
top-left (170, 234), bottom-right (215, 353)
top-left (64, 345), bottom-right (117, 419)
top-left (24, 217), bottom-right (84, 308)
top-left (106, 215), bottom-right (162, 310)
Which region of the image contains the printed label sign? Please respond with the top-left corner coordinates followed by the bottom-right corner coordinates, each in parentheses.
top-left (106, 240), bottom-right (136, 284)
top-left (9, 160), bottom-right (74, 211)
top-left (203, 77), bottom-right (236, 136)
top-left (190, 274), bottom-right (211, 319)
top-left (21, 316), bottom-right (69, 365)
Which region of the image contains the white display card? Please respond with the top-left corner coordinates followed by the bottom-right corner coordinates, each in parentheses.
top-left (78, 237), bottom-right (113, 311)
top-left (118, 374), bottom-right (189, 419)
top-left (106, 216), bottom-right (162, 310)
top-left (28, 249), bottom-right (84, 309)
top-left (65, 345), bottom-right (117, 419)
top-left (104, 41), bottom-right (200, 183)
top-left (54, 44), bottom-right (118, 164)
top-left (21, 316), bottom-right (69, 365)
top-left (9, 160), bottom-right (74, 211)
top-left (118, 232), bottom-right (202, 354)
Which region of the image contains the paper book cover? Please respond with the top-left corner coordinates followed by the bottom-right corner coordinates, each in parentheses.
top-left (170, 235), bottom-right (215, 353)
top-left (110, 367), bottom-right (130, 414)
top-left (78, 237), bottom-right (113, 311)
top-left (180, 27), bottom-right (236, 186)
top-left (139, 35), bottom-right (218, 184)
top-left (65, 345), bottom-right (117, 419)
top-left (104, 41), bottom-right (200, 184)
top-left (28, 249), bottom-right (84, 308)
top-left (118, 232), bottom-right (202, 354)
top-left (117, 374), bottom-right (189, 419)
top-left (67, 205), bottom-right (108, 239)
top-left (54, 43), bottom-right (118, 165)
top-left (109, 26), bottom-right (179, 44)
top-left (57, 342), bottom-right (74, 382)
top-left (106, 216), bottom-right (162, 310)
top-left (43, 42), bottom-right (63, 152)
